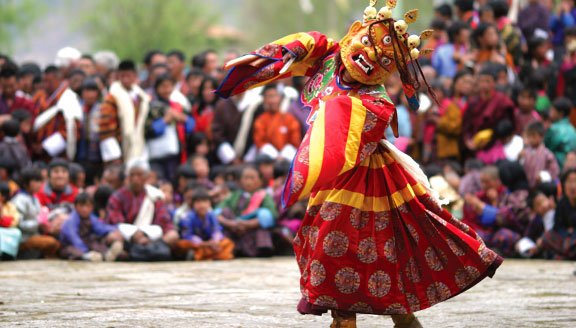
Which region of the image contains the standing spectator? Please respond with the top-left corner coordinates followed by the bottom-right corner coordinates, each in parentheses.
top-left (192, 76), bottom-right (218, 140)
top-left (99, 60), bottom-right (151, 164)
top-left (513, 88), bottom-right (541, 135)
top-left (193, 49), bottom-right (219, 78)
top-left (184, 68), bottom-right (205, 108)
top-left (0, 119), bottom-right (31, 170)
top-left (93, 51), bottom-right (120, 87)
top-left (557, 38), bottom-right (576, 105)
top-left (59, 193), bottom-right (124, 261)
top-left (14, 168), bottom-right (60, 259)
top-left (473, 23), bottom-right (514, 69)
top-left (517, 0), bottom-right (551, 41)
top-left (173, 188), bottom-right (235, 261)
top-left (432, 22), bottom-right (473, 80)
top-left (550, 0), bottom-right (576, 59)
top-left (0, 64), bottom-right (35, 115)
top-left (76, 78), bottom-right (104, 185)
top-left (521, 122), bottom-right (560, 189)
top-left (36, 159), bottom-right (79, 209)
top-left (252, 84), bottom-right (301, 161)
top-left (167, 50), bottom-right (188, 95)
top-left (105, 159), bottom-right (179, 250)
top-left (140, 50), bottom-right (167, 90)
top-left (454, 0), bottom-right (477, 28)
top-left (544, 97), bottom-right (576, 168)
top-left (145, 74), bottom-right (195, 182)
top-left (32, 65), bottom-right (83, 160)
top-left (0, 182), bottom-right (21, 259)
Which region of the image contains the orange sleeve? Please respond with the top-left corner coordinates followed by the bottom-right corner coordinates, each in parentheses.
top-left (252, 115), bottom-right (267, 149)
top-left (287, 114), bottom-right (302, 147)
top-left (98, 95), bottom-right (119, 141)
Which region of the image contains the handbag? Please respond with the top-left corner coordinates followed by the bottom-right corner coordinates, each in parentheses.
top-left (0, 228), bottom-right (22, 259)
top-left (129, 240), bottom-right (172, 262)
top-left (147, 124), bottom-right (180, 160)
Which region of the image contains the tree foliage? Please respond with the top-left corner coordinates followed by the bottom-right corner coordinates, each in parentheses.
top-left (0, 0), bottom-right (43, 55)
top-left (80, 0), bottom-right (222, 61)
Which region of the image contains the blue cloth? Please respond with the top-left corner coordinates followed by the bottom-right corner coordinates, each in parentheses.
top-left (151, 118), bottom-right (167, 137)
top-left (0, 228), bottom-right (22, 257)
top-left (550, 10), bottom-right (576, 46)
top-left (179, 210), bottom-right (223, 242)
top-left (185, 117), bottom-right (195, 134)
top-left (432, 44), bottom-right (458, 79)
top-left (480, 205), bottom-right (498, 227)
top-left (59, 211), bottom-right (117, 253)
top-left (239, 208), bottom-right (275, 229)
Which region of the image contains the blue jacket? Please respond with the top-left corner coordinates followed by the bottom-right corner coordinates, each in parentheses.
top-left (59, 210), bottom-right (117, 253)
top-left (178, 210), bottom-right (223, 243)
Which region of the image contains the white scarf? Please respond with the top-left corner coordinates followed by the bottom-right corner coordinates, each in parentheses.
top-left (134, 185), bottom-right (165, 228)
top-left (109, 81), bottom-right (150, 162)
top-left (33, 88), bottom-right (83, 159)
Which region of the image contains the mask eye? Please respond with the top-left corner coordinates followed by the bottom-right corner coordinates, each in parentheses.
top-left (382, 35), bottom-right (392, 45)
top-left (381, 56), bottom-right (392, 66)
top-left (361, 36), bottom-right (371, 47)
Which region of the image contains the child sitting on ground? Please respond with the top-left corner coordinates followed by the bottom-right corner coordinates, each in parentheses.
top-left (174, 188), bottom-right (234, 261)
top-left (59, 193), bottom-right (124, 262)
top-left (520, 121), bottom-right (560, 189)
top-left (0, 182), bottom-right (22, 259)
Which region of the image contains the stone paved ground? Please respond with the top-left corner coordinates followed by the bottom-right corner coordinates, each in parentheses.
top-left (0, 258), bottom-right (575, 328)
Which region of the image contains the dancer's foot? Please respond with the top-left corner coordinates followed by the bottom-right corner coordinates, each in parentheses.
top-left (391, 314), bottom-right (423, 328)
top-left (330, 310), bottom-right (357, 328)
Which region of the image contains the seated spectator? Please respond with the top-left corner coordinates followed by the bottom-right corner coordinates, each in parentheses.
top-left (0, 157), bottom-right (19, 196)
top-left (14, 168), bottom-right (60, 259)
top-left (459, 159), bottom-right (485, 196)
top-left (158, 181), bottom-right (176, 218)
top-left (173, 164), bottom-right (196, 207)
top-left (59, 193), bottom-right (124, 262)
top-left (69, 163), bottom-right (86, 190)
top-left (0, 119), bottom-right (31, 170)
top-left (100, 164), bottom-right (125, 191)
top-left (544, 97), bottom-right (576, 168)
top-left (477, 119), bottom-right (522, 164)
top-left (255, 154), bottom-right (275, 192)
top-left (541, 169), bottom-right (576, 260)
top-left (173, 188), bottom-right (234, 261)
top-left (0, 181), bottom-right (22, 259)
top-left (93, 185), bottom-right (114, 221)
top-left (432, 21), bottom-right (473, 79)
top-left (516, 191), bottom-right (553, 258)
top-left (520, 122), bottom-right (560, 189)
top-left (463, 165), bottom-right (531, 257)
top-left (216, 165), bottom-right (278, 257)
top-left (36, 158), bottom-right (79, 209)
top-left (190, 154), bottom-right (214, 190)
top-left (513, 88), bottom-right (541, 136)
top-left (105, 158), bottom-right (179, 252)
top-left (252, 84), bottom-right (302, 161)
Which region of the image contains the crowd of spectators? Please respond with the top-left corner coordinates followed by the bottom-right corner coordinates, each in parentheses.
top-left (0, 0), bottom-right (575, 262)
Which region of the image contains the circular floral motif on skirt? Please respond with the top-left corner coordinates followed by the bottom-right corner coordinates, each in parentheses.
top-left (407, 224), bottom-right (419, 244)
top-left (363, 111), bottom-right (378, 133)
top-left (384, 238), bottom-right (397, 263)
top-left (454, 219), bottom-right (470, 233)
top-left (297, 145), bottom-right (310, 166)
top-left (320, 202), bottom-right (342, 221)
top-left (307, 205), bottom-right (321, 217)
top-left (406, 293), bottom-right (421, 312)
top-left (359, 142), bottom-right (378, 161)
top-left (298, 255), bottom-right (308, 270)
top-left (357, 237), bottom-right (378, 264)
top-left (374, 211), bottom-right (390, 231)
top-left (323, 231), bottom-right (349, 257)
top-left (293, 233), bottom-right (301, 246)
top-left (308, 226), bottom-right (319, 249)
top-left (455, 266), bottom-right (481, 289)
top-left (335, 267), bottom-right (361, 294)
top-left (314, 295), bottom-right (338, 308)
top-left (425, 247), bottom-right (447, 272)
top-left (309, 260), bottom-right (326, 286)
top-left (426, 282), bottom-right (452, 305)
top-left (368, 271), bottom-right (391, 297)
top-left (404, 257), bottom-right (421, 283)
top-left (349, 302), bottom-right (373, 314)
top-left (446, 238), bottom-right (466, 256)
top-left (290, 171), bottom-right (304, 195)
top-left (385, 303), bottom-right (408, 314)
top-left (301, 288), bottom-right (310, 302)
top-left (478, 243), bottom-right (498, 266)
top-left (350, 208), bottom-right (369, 230)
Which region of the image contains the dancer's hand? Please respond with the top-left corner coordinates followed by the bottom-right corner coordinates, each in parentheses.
top-left (224, 52), bottom-right (295, 71)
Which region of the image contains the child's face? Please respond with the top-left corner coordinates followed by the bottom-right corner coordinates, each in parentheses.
top-left (192, 158), bottom-right (209, 179)
top-left (549, 107), bottom-right (562, 122)
top-left (193, 199), bottom-right (211, 217)
top-left (564, 172), bottom-right (576, 202)
top-left (240, 168), bottom-right (262, 193)
top-left (525, 132), bottom-right (543, 148)
top-left (76, 203), bottom-right (94, 219)
top-left (564, 152), bottom-right (576, 171)
top-left (195, 141), bottom-right (209, 157)
top-left (29, 180), bottom-right (42, 193)
top-left (533, 194), bottom-right (550, 216)
top-left (160, 183), bottom-right (173, 203)
top-left (20, 119), bottom-right (32, 134)
top-left (518, 93), bottom-right (535, 112)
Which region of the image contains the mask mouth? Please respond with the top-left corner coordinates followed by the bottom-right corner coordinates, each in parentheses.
top-left (352, 53), bottom-right (374, 76)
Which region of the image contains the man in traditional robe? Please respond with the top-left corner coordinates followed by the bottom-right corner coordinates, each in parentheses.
top-left (99, 60), bottom-right (151, 164)
top-left (0, 64), bottom-right (35, 116)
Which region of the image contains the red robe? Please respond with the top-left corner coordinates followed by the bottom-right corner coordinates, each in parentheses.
top-left (218, 31), bottom-right (502, 315)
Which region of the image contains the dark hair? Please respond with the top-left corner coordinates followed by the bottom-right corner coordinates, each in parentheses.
top-left (80, 77), bottom-right (101, 93)
top-left (167, 49), bottom-right (185, 62)
top-left (518, 87), bottom-right (537, 100)
top-left (0, 63), bottom-right (18, 79)
top-left (118, 59), bottom-right (137, 72)
top-left (197, 76), bottom-right (218, 112)
top-left (0, 182), bottom-right (10, 200)
top-left (536, 182), bottom-right (559, 201)
top-left (93, 185), bottom-right (114, 213)
top-left (488, 0), bottom-right (509, 18)
top-left (2, 119), bottom-right (20, 138)
top-left (143, 50), bottom-right (163, 66)
top-left (261, 83), bottom-right (280, 96)
top-left (561, 168), bottom-right (576, 191)
top-left (11, 109), bottom-right (32, 123)
top-left (18, 63), bottom-right (42, 80)
top-left (102, 163), bottom-right (125, 183)
top-left (527, 191), bottom-right (544, 209)
top-left (69, 163), bottom-right (85, 184)
top-left (454, 0), bottom-right (474, 13)
top-left (478, 63), bottom-right (499, 80)
top-left (74, 192), bottom-right (93, 206)
top-left (464, 158), bottom-right (484, 171)
top-left (186, 67), bottom-right (205, 81)
top-left (273, 160), bottom-right (291, 179)
top-left (435, 4), bottom-right (453, 19)
top-left (497, 160), bottom-right (529, 192)
top-left (447, 21), bottom-right (469, 44)
top-left (494, 119), bottom-right (515, 139)
top-left (255, 153), bottom-right (274, 166)
top-left (48, 158), bottom-right (69, 172)
top-left (19, 167), bottom-right (42, 188)
top-left (525, 121), bottom-right (545, 136)
top-left (67, 68), bottom-right (86, 79)
top-left (473, 23), bottom-right (498, 47)
top-left (44, 65), bottom-right (59, 75)
top-left (240, 164), bottom-right (264, 180)
top-left (552, 97), bottom-right (573, 117)
top-left (191, 188), bottom-right (211, 203)
top-left (176, 164), bottom-right (197, 180)
top-left (154, 73), bottom-right (175, 91)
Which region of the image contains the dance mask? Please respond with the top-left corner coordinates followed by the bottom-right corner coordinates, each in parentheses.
top-left (339, 0), bottom-right (433, 85)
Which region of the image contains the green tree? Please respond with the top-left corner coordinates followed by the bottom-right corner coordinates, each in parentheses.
top-left (80, 0), bottom-right (222, 61)
top-left (0, 0), bottom-right (43, 55)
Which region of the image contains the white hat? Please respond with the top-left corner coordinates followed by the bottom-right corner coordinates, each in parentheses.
top-left (54, 47), bottom-right (82, 68)
top-left (93, 50), bottom-right (120, 71)
top-left (125, 157), bottom-right (151, 174)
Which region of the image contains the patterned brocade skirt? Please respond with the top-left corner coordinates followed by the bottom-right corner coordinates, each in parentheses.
top-left (294, 144), bottom-right (503, 315)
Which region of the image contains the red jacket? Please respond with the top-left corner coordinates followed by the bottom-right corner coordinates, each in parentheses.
top-left (36, 183), bottom-right (79, 209)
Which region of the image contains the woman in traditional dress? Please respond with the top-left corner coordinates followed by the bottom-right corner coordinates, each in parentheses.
top-left (217, 1), bottom-right (503, 327)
